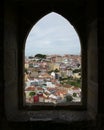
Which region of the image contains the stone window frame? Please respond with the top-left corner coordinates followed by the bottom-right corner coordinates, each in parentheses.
top-left (18, 11), bottom-right (87, 111)
top-left (4, 0), bottom-right (97, 124)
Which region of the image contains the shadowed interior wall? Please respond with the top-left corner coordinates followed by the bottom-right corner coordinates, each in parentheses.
top-left (4, 4), bottom-right (18, 118)
top-left (87, 20), bottom-right (98, 117)
top-left (1, 0), bottom-right (103, 130)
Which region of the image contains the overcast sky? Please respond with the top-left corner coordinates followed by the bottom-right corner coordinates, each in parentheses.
top-left (25, 12), bottom-right (81, 57)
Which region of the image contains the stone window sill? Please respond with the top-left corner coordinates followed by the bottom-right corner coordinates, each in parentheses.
top-left (8, 110), bottom-right (95, 126)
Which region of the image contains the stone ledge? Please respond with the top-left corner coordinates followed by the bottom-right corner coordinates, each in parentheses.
top-left (7, 110), bottom-right (95, 124)
top-left (7, 111), bottom-right (96, 130)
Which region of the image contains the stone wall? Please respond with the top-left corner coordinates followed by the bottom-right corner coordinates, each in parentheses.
top-left (1, 0), bottom-right (103, 130)
top-left (4, 3), bottom-right (19, 119)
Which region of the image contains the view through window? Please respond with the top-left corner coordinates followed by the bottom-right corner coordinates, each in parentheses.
top-left (24, 12), bottom-right (81, 105)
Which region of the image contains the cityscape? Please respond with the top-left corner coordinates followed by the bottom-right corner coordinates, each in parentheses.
top-left (24, 54), bottom-right (81, 105)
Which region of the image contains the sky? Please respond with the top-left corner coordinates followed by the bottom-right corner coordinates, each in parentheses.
top-left (25, 12), bottom-right (81, 57)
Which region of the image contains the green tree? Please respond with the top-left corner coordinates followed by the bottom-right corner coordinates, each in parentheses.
top-left (54, 68), bottom-right (59, 73)
top-left (28, 56), bottom-right (34, 59)
top-left (35, 54), bottom-right (46, 59)
top-left (73, 68), bottom-right (81, 73)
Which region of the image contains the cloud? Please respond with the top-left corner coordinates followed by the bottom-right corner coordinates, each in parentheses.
top-left (25, 12), bottom-right (81, 56)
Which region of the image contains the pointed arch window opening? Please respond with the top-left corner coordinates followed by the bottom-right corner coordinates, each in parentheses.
top-left (24, 12), bottom-right (82, 107)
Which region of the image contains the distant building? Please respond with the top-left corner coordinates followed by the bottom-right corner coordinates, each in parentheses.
top-left (53, 63), bottom-right (60, 70)
top-left (25, 62), bottom-right (29, 69)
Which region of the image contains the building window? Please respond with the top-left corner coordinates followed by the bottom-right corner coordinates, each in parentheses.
top-left (23, 12), bottom-right (82, 109)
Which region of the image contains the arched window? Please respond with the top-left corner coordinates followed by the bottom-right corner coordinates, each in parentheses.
top-left (24, 12), bottom-right (82, 109)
